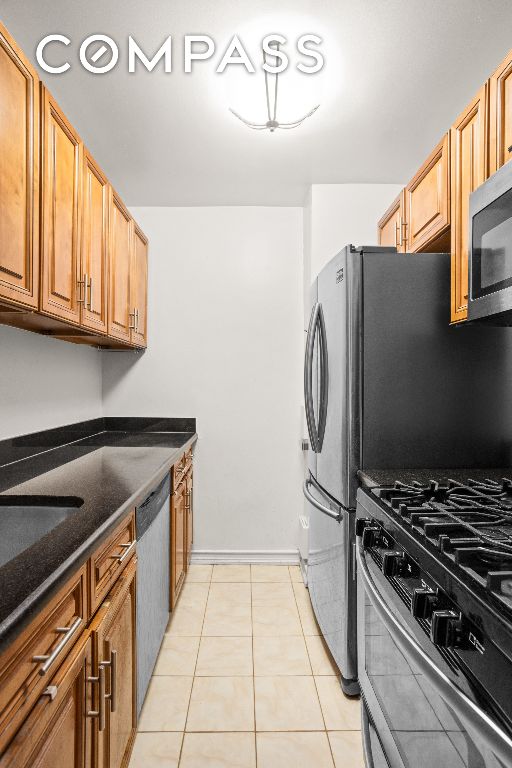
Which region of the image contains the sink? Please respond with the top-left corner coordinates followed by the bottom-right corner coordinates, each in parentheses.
top-left (0, 495), bottom-right (84, 568)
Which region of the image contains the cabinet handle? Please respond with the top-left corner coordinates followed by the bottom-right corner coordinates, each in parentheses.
top-left (32, 616), bottom-right (82, 676)
top-left (87, 664), bottom-right (106, 732)
top-left (103, 649), bottom-right (118, 713)
top-left (508, 145), bottom-right (512, 153)
top-left (402, 219), bottom-right (408, 247)
top-left (128, 308), bottom-right (136, 329)
top-left (135, 308), bottom-right (139, 333)
top-left (78, 275), bottom-right (87, 303)
top-left (88, 277), bottom-right (93, 310)
top-left (109, 540), bottom-right (136, 564)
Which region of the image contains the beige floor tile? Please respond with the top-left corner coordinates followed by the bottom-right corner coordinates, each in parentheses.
top-left (138, 676), bottom-right (192, 731)
top-left (253, 636), bottom-right (311, 676)
top-left (254, 676), bottom-right (324, 731)
top-left (297, 602), bottom-right (321, 635)
top-left (129, 732), bottom-right (182, 768)
top-left (256, 732), bottom-right (334, 768)
top-left (180, 732), bottom-right (256, 768)
top-left (166, 604), bottom-right (205, 636)
top-left (251, 582), bottom-right (294, 605)
top-left (180, 582), bottom-right (210, 606)
top-left (202, 603), bottom-right (252, 636)
top-left (212, 564), bottom-right (251, 582)
top-left (292, 581), bottom-right (311, 602)
top-left (288, 565), bottom-right (304, 583)
top-left (186, 676), bottom-right (255, 731)
top-left (315, 677), bottom-right (362, 730)
top-left (305, 635), bottom-right (339, 675)
top-left (252, 604), bottom-right (302, 636)
top-left (153, 635), bottom-right (200, 676)
top-left (208, 582), bottom-right (252, 605)
top-left (328, 731), bottom-right (365, 768)
top-left (196, 636), bottom-right (253, 676)
top-left (186, 565), bottom-right (213, 583)
top-left (251, 565), bottom-right (291, 582)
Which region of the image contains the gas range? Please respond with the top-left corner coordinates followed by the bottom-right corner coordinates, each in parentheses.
top-left (372, 477), bottom-right (512, 615)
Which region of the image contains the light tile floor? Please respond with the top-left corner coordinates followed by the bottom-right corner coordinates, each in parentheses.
top-left (130, 564), bottom-right (364, 768)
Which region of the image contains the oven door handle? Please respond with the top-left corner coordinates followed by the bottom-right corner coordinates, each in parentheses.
top-left (357, 541), bottom-right (512, 764)
top-left (303, 476), bottom-right (344, 523)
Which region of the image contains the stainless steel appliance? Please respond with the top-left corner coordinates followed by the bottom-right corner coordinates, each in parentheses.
top-left (469, 159), bottom-right (512, 324)
top-left (136, 474), bottom-right (171, 716)
top-left (357, 478), bottom-right (512, 767)
top-left (303, 245), bottom-right (512, 695)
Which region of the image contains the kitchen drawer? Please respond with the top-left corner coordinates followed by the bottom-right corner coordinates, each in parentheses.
top-left (88, 512), bottom-right (136, 615)
top-left (0, 564), bottom-right (87, 753)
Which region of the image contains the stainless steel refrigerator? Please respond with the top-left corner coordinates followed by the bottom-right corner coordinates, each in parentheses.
top-left (303, 245), bottom-right (512, 695)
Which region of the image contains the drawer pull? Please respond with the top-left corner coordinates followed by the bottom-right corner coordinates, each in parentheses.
top-left (32, 616), bottom-right (83, 676)
top-left (87, 664), bottom-right (106, 732)
top-left (42, 685), bottom-right (58, 701)
top-left (103, 649), bottom-right (118, 712)
top-left (109, 540), bottom-right (136, 564)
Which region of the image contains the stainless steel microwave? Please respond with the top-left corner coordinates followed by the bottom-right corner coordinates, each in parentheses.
top-left (468, 160), bottom-right (512, 324)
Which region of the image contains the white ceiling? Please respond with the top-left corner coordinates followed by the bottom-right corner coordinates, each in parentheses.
top-left (2, 0), bottom-right (512, 206)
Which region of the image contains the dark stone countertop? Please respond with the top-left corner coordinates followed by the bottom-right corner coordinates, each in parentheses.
top-left (358, 467), bottom-right (512, 490)
top-left (0, 418), bottom-right (197, 652)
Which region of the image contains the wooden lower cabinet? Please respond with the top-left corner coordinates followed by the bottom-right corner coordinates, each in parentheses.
top-left (186, 468), bottom-right (193, 570)
top-left (0, 633), bottom-right (92, 768)
top-left (171, 477), bottom-right (187, 609)
top-left (90, 558), bottom-right (137, 768)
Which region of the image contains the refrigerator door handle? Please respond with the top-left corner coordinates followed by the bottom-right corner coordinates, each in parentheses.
top-left (317, 302), bottom-right (329, 451)
top-left (304, 303), bottom-right (320, 452)
top-left (303, 476), bottom-right (343, 523)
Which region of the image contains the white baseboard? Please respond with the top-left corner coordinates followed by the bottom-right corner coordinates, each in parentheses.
top-left (190, 549), bottom-right (299, 565)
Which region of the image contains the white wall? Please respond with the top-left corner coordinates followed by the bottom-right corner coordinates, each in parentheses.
top-left (0, 325), bottom-right (102, 440)
top-left (102, 207), bottom-right (304, 559)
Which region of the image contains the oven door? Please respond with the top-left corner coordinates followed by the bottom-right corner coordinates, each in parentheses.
top-left (469, 162), bottom-right (512, 323)
top-left (357, 540), bottom-right (512, 768)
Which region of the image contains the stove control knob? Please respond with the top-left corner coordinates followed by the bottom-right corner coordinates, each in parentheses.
top-left (361, 525), bottom-right (380, 548)
top-left (411, 588), bottom-right (437, 620)
top-left (382, 551), bottom-right (406, 578)
top-left (430, 610), bottom-right (462, 648)
top-left (356, 518), bottom-right (371, 538)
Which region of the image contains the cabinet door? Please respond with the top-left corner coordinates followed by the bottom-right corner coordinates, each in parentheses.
top-left (404, 133), bottom-right (450, 252)
top-left (186, 469), bottom-right (193, 570)
top-left (171, 479), bottom-right (186, 609)
top-left (81, 151), bottom-right (108, 334)
top-left (377, 192), bottom-right (406, 251)
top-left (91, 557), bottom-right (137, 768)
top-left (489, 49), bottom-right (512, 173)
top-left (130, 224), bottom-right (148, 347)
top-left (450, 85), bottom-right (488, 323)
top-left (0, 634), bottom-right (92, 768)
top-left (40, 88), bottom-right (82, 324)
top-left (0, 23), bottom-right (39, 310)
top-left (108, 190), bottom-right (132, 342)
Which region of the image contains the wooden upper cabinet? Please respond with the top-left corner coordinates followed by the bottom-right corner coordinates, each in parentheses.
top-left (81, 151), bottom-right (109, 334)
top-left (489, 48), bottom-right (512, 174)
top-left (450, 85), bottom-right (488, 323)
top-left (108, 190), bottom-right (133, 342)
top-left (0, 23), bottom-right (39, 309)
top-left (131, 225), bottom-right (148, 347)
top-left (404, 133), bottom-right (450, 252)
top-left (40, 88), bottom-right (82, 324)
top-left (377, 192), bottom-right (406, 252)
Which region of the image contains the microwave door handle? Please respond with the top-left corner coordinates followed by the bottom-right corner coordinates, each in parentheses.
top-left (316, 304), bottom-right (329, 451)
top-left (357, 542), bottom-right (512, 765)
top-left (303, 477), bottom-right (343, 523)
top-left (305, 303), bottom-right (321, 452)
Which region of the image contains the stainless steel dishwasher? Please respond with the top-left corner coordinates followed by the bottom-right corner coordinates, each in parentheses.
top-left (136, 474), bottom-right (171, 717)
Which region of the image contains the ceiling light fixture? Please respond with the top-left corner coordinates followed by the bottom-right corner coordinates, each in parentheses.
top-left (229, 43), bottom-right (320, 132)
